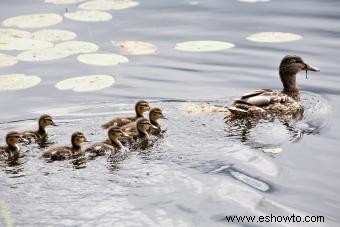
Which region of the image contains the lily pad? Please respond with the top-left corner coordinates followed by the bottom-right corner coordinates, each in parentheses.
top-left (0, 28), bottom-right (32, 39)
top-left (0, 74), bottom-right (41, 91)
top-left (79, 0), bottom-right (139, 11)
top-left (246, 32), bottom-right (302, 43)
top-left (0, 53), bottom-right (18, 68)
top-left (175, 40), bottom-right (235, 52)
top-left (45, 0), bottom-right (87, 4)
top-left (64, 10), bottom-right (112, 22)
top-left (262, 147), bottom-right (283, 154)
top-left (2, 13), bottom-right (63, 29)
top-left (0, 37), bottom-right (53, 51)
top-left (32, 29), bottom-right (77, 42)
top-left (55, 41), bottom-right (99, 55)
top-left (55, 75), bottom-right (115, 92)
top-left (112, 41), bottom-right (157, 55)
top-left (77, 53), bottom-right (128, 66)
top-left (17, 48), bottom-right (71, 62)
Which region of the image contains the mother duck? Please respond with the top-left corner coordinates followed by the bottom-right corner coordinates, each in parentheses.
top-left (226, 55), bottom-right (320, 119)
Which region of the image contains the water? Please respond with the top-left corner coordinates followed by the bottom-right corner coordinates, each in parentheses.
top-left (1, 0), bottom-right (340, 226)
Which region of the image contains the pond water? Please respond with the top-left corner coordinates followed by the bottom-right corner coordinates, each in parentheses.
top-left (1, 0), bottom-right (340, 226)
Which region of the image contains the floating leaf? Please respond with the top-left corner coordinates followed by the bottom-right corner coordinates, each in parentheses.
top-left (79, 0), bottom-right (139, 11)
top-left (56, 75), bottom-right (115, 92)
top-left (45, 0), bottom-right (87, 4)
top-left (17, 48), bottom-right (71, 62)
top-left (246, 32), bottom-right (302, 43)
top-left (64, 10), bottom-right (112, 22)
top-left (0, 28), bottom-right (31, 39)
top-left (262, 147), bottom-right (283, 154)
top-left (2, 13), bottom-right (63, 29)
top-left (112, 41), bottom-right (157, 55)
top-left (32, 29), bottom-right (77, 42)
top-left (55, 41), bottom-right (99, 55)
top-left (0, 53), bottom-right (18, 68)
top-left (0, 37), bottom-right (53, 51)
top-left (175, 40), bottom-right (235, 52)
top-left (0, 74), bottom-right (41, 91)
top-left (77, 53), bottom-right (128, 66)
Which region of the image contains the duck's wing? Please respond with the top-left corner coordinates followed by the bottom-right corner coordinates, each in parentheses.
top-left (236, 89), bottom-right (280, 107)
top-left (86, 142), bottom-right (115, 155)
top-left (43, 146), bottom-right (71, 160)
top-left (121, 122), bottom-right (137, 132)
top-left (101, 116), bottom-right (133, 129)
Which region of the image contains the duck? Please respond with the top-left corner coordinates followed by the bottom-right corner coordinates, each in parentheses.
top-left (42, 132), bottom-right (88, 161)
top-left (0, 131), bottom-right (27, 159)
top-left (20, 114), bottom-right (57, 143)
top-left (225, 55), bottom-right (320, 119)
top-left (122, 118), bottom-right (153, 141)
top-left (120, 108), bottom-right (166, 135)
top-left (86, 126), bottom-right (130, 156)
top-left (102, 100), bottom-right (150, 129)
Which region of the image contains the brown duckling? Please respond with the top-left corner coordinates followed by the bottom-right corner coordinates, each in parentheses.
top-left (226, 55), bottom-right (320, 119)
top-left (102, 100), bottom-right (150, 129)
top-left (0, 131), bottom-right (27, 159)
top-left (120, 108), bottom-right (166, 134)
top-left (21, 114), bottom-right (57, 143)
top-left (42, 132), bottom-right (88, 161)
top-left (122, 118), bottom-right (153, 141)
top-left (86, 126), bottom-right (130, 156)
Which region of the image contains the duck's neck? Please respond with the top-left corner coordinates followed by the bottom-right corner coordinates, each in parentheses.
top-left (6, 144), bottom-right (20, 156)
top-left (37, 125), bottom-right (47, 137)
top-left (280, 71), bottom-right (300, 101)
top-left (135, 107), bottom-right (144, 118)
top-left (111, 138), bottom-right (123, 149)
top-left (137, 129), bottom-right (149, 140)
top-left (149, 118), bottom-right (160, 128)
top-left (72, 142), bottom-right (82, 153)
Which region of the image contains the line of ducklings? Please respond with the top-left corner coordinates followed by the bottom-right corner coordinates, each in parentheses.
top-left (0, 100), bottom-right (166, 161)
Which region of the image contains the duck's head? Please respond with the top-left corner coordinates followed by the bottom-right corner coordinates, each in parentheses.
top-left (279, 55), bottom-right (320, 99)
top-left (39, 114), bottom-right (57, 128)
top-left (149, 108), bottom-right (166, 125)
top-left (71, 132), bottom-right (89, 148)
top-left (108, 126), bottom-right (130, 141)
top-left (135, 100), bottom-right (150, 117)
top-left (136, 118), bottom-right (152, 134)
top-left (6, 131), bottom-right (25, 147)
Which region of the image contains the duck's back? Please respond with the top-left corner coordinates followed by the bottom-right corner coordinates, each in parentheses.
top-left (102, 116), bottom-right (135, 129)
top-left (43, 146), bottom-right (74, 160)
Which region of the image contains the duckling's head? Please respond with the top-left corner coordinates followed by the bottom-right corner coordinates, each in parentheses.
top-left (71, 132), bottom-right (88, 148)
top-left (108, 126), bottom-right (128, 141)
top-left (5, 131), bottom-right (23, 147)
top-left (279, 55), bottom-right (319, 100)
top-left (135, 100), bottom-right (150, 117)
top-left (136, 118), bottom-right (152, 133)
top-left (39, 114), bottom-right (57, 128)
top-left (149, 108), bottom-right (166, 124)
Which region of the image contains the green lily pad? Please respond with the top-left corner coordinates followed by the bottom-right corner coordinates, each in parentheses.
top-left (55, 75), bottom-right (115, 92)
top-left (32, 29), bottom-right (77, 42)
top-left (17, 48), bottom-right (71, 62)
top-left (0, 28), bottom-right (32, 39)
top-left (112, 41), bottom-right (157, 55)
top-left (77, 53), bottom-right (129, 66)
top-left (0, 53), bottom-right (18, 68)
top-left (246, 32), bottom-right (302, 43)
top-left (79, 0), bottom-right (139, 11)
top-left (2, 13), bottom-right (63, 29)
top-left (55, 41), bottom-right (99, 55)
top-left (64, 10), bottom-right (112, 22)
top-left (175, 40), bottom-right (235, 52)
top-left (0, 74), bottom-right (41, 91)
top-left (0, 37), bottom-right (53, 51)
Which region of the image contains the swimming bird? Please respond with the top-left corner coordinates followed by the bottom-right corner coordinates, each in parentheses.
top-left (122, 118), bottom-right (154, 141)
top-left (120, 108), bottom-right (166, 135)
top-left (42, 132), bottom-right (88, 161)
top-left (102, 100), bottom-right (150, 129)
top-left (226, 55), bottom-right (320, 119)
top-left (86, 126), bottom-right (129, 156)
top-left (0, 131), bottom-right (27, 159)
top-left (20, 114), bottom-right (57, 143)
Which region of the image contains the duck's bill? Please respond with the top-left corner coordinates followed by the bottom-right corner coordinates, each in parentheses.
top-left (304, 64), bottom-right (320, 72)
top-left (51, 122), bottom-right (58, 126)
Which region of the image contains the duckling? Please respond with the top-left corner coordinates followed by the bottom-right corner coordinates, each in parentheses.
top-left (102, 100), bottom-right (150, 129)
top-left (121, 108), bottom-right (166, 134)
top-left (42, 132), bottom-right (88, 161)
top-left (122, 118), bottom-right (153, 141)
top-left (226, 55), bottom-right (320, 119)
top-left (20, 114), bottom-right (57, 143)
top-left (86, 126), bottom-right (129, 156)
top-left (0, 131), bottom-right (27, 159)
